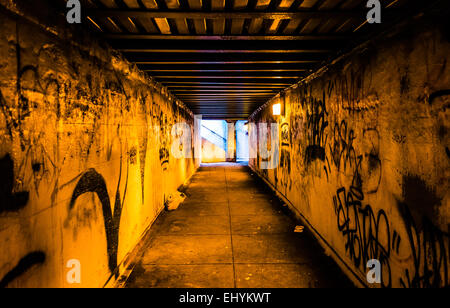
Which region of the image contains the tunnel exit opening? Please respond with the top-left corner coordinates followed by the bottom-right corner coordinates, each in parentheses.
top-left (236, 121), bottom-right (250, 164)
top-left (201, 120), bottom-right (228, 163)
top-left (200, 120), bottom-right (249, 165)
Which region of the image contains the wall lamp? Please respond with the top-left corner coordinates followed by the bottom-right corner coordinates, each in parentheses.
top-left (272, 92), bottom-right (286, 117)
top-left (272, 103), bottom-right (281, 116)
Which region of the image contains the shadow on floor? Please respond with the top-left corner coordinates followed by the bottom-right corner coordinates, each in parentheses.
top-left (124, 163), bottom-right (354, 288)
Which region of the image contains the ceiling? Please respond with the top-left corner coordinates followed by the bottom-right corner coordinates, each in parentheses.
top-left (78, 0), bottom-right (421, 119)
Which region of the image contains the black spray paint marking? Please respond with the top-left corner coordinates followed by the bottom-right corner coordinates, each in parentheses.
top-left (402, 175), bottom-right (441, 223)
top-left (333, 187), bottom-right (392, 288)
top-left (304, 92), bottom-right (328, 164)
top-left (0, 252), bottom-right (46, 288)
top-left (429, 89), bottom-right (450, 105)
top-left (392, 231), bottom-right (401, 254)
top-left (69, 169), bottom-right (123, 274)
top-left (0, 154), bottom-right (29, 214)
top-left (398, 201), bottom-right (449, 288)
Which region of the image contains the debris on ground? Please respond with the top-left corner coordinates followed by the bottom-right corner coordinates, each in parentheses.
top-left (165, 192), bottom-right (186, 211)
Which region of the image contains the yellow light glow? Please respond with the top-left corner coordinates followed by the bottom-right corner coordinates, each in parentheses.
top-left (273, 103), bottom-right (281, 116)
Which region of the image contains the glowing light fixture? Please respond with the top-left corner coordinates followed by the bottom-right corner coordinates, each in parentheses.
top-left (273, 103), bottom-right (281, 116)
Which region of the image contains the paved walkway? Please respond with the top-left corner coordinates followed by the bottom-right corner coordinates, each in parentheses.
top-left (124, 163), bottom-right (353, 288)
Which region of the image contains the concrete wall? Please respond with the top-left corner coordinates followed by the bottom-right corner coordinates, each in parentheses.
top-left (201, 138), bottom-right (227, 163)
top-left (249, 17), bottom-right (449, 288)
top-left (0, 3), bottom-right (199, 287)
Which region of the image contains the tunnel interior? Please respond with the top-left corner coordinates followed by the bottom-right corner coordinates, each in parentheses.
top-left (0, 0), bottom-right (449, 289)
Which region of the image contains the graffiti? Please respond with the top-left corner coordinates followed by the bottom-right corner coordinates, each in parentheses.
top-left (158, 112), bottom-right (171, 171)
top-left (0, 252), bottom-right (46, 288)
top-left (333, 187), bottom-right (393, 288)
top-left (398, 203), bottom-right (449, 288)
top-left (328, 120), bottom-right (381, 193)
top-left (360, 129), bottom-right (382, 194)
top-left (277, 123), bottom-right (292, 193)
top-left (286, 88), bottom-right (307, 184)
top-left (280, 122), bottom-right (290, 147)
top-left (335, 61), bottom-right (378, 111)
top-left (69, 163), bottom-right (128, 275)
top-left (247, 20), bottom-right (449, 289)
top-left (159, 146), bottom-right (170, 170)
top-left (429, 89), bottom-right (450, 105)
top-left (392, 231), bottom-right (401, 254)
top-left (129, 147), bottom-right (137, 165)
top-left (0, 154), bottom-right (29, 213)
top-left (289, 88), bottom-right (304, 142)
top-left (393, 134), bottom-right (407, 145)
top-left (397, 175), bottom-right (449, 288)
top-left (329, 120), bottom-right (357, 173)
top-left (429, 90), bottom-right (450, 160)
top-left (0, 9), bottom-right (198, 288)
top-left (303, 92), bottom-right (328, 164)
top-left (333, 171), bottom-right (449, 288)
top-left (137, 92), bottom-right (149, 203)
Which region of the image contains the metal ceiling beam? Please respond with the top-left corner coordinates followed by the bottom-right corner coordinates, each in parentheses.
top-left (171, 89), bottom-right (278, 92)
top-left (144, 69), bottom-right (307, 72)
top-left (167, 85), bottom-right (286, 89)
top-left (87, 9), bottom-right (368, 20)
top-left (120, 49), bottom-right (331, 53)
top-left (159, 77), bottom-right (298, 82)
top-left (183, 100), bottom-right (268, 102)
top-left (135, 61), bottom-right (320, 64)
top-left (162, 82), bottom-right (292, 85)
top-left (124, 53), bottom-right (327, 62)
top-left (183, 98), bottom-right (269, 100)
top-left (181, 99), bottom-right (271, 101)
top-left (178, 93), bottom-right (275, 95)
top-left (106, 34), bottom-right (352, 40)
top-left (137, 63), bottom-right (317, 68)
top-left (190, 104), bottom-right (263, 107)
top-left (154, 76), bottom-right (301, 79)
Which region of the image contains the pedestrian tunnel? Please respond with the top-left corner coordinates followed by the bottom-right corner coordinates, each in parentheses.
top-left (0, 0), bottom-right (449, 289)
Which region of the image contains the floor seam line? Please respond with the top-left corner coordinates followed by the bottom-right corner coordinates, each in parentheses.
top-left (224, 167), bottom-right (237, 289)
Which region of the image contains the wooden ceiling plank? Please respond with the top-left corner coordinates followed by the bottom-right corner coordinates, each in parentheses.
top-left (140, 0), bottom-right (159, 8)
top-left (154, 18), bottom-right (172, 34)
top-left (98, 0), bottom-right (118, 8)
top-left (187, 0), bottom-right (206, 34)
top-left (299, 0), bottom-right (320, 8)
top-left (211, 0), bottom-right (226, 35)
top-left (234, 0), bottom-right (249, 9)
top-left (187, 0), bottom-right (203, 9)
top-left (165, 0), bottom-right (182, 9)
top-left (137, 18), bottom-right (160, 33)
top-left (120, 48), bottom-right (331, 52)
top-left (122, 0), bottom-right (140, 8)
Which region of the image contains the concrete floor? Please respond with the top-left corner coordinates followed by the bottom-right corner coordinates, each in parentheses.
top-left (124, 163), bottom-right (353, 288)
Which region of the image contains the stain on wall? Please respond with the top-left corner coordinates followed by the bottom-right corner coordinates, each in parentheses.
top-left (249, 18), bottom-right (450, 288)
top-left (0, 154), bottom-right (29, 213)
top-left (0, 3), bottom-right (199, 287)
